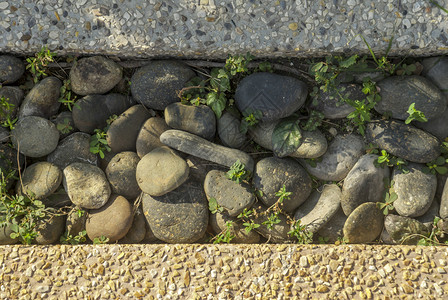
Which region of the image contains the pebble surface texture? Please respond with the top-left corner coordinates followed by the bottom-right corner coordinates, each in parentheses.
top-left (0, 244), bottom-right (447, 299)
top-left (1, 1), bottom-right (448, 58)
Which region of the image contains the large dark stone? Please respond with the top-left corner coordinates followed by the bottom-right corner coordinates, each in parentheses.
top-left (366, 120), bottom-right (440, 163)
top-left (70, 56), bottom-right (123, 95)
top-left (165, 103), bottom-right (216, 140)
top-left (0, 86), bottom-right (24, 121)
top-left (72, 93), bottom-right (134, 134)
top-left (414, 107), bottom-right (448, 140)
top-left (0, 55), bottom-right (24, 84)
top-left (375, 75), bottom-right (446, 121)
top-left (422, 56), bottom-right (448, 104)
top-left (0, 144), bottom-right (24, 189)
top-left (343, 202), bottom-right (383, 244)
top-left (309, 83), bottom-right (360, 119)
top-left (141, 180), bottom-right (209, 243)
top-left (217, 112), bottom-right (247, 149)
top-left (106, 105), bottom-right (153, 153)
top-left (235, 72), bottom-right (307, 122)
top-left (35, 215), bottom-right (66, 245)
top-left (131, 60), bottom-right (195, 110)
top-left (18, 76), bottom-right (61, 119)
top-left (253, 157), bottom-right (312, 213)
top-left (160, 129), bottom-right (254, 172)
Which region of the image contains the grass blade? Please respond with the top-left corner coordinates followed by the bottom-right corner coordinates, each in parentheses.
top-left (430, 0), bottom-right (448, 14)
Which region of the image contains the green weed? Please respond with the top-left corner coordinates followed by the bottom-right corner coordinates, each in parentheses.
top-left (26, 46), bottom-right (55, 83)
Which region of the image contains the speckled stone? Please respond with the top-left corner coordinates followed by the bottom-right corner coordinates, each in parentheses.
top-left (0, 55), bottom-right (24, 84)
top-left (384, 214), bottom-right (429, 245)
top-left (18, 76), bottom-right (61, 119)
top-left (136, 117), bottom-right (170, 158)
top-left (17, 161), bottom-right (62, 200)
top-left (106, 151), bottom-right (141, 199)
top-left (343, 202), bottom-right (384, 244)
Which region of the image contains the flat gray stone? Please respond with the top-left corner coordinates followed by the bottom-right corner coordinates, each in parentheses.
top-left (294, 184), bottom-right (342, 233)
top-left (17, 162), bottom-right (62, 200)
top-left (70, 56), bottom-right (123, 96)
top-left (341, 154), bottom-right (390, 216)
top-left (63, 162), bottom-right (111, 209)
top-left (235, 72), bottom-right (307, 122)
top-left (309, 83), bottom-right (360, 119)
top-left (384, 214), bottom-right (429, 245)
top-left (393, 162), bottom-right (437, 218)
top-left (343, 202), bottom-right (383, 244)
top-left (136, 146), bottom-right (189, 197)
top-left (253, 157), bottom-right (312, 213)
top-left (11, 116), bottom-right (59, 158)
top-left (0, 55), bottom-right (24, 84)
top-left (106, 151), bottom-right (140, 199)
top-left (47, 132), bottom-right (98, 169)
top-left (141, 180), bottom-right (208, 244)
top-left (18, 76), bottom-right (61, 119)
top-left (217, 112), bottom-right (247, 149)
top-left (131, 60), bottom-right (195, 111)
top-left (301, 133), bottom-right (364, 181)
top-left (160, 129), bottom-right (254, 172)
top-left (106, 105), bottom-right (152, 153)
top-left (204, 170), bottom-right (255, 217)
top-left (86, 195), bottom-right (133, 243)
top-left (375, 75), bottom-right (446, 121)
top-left (136, 117), bottom-right (171, 158)
top-left (210, 212), bottom-right (260, 244)
top-left (366, 120), bottom-right (440, 163)
top-left (249, 120), bottom-right (328, 159)
top-left (165, 103), bottom-right (216, 140)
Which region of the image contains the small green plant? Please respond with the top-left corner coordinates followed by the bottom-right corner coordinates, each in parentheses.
top-left (275, 185), bottom-right (292, 204)
top-left (225, 52), bottom-right (254, 75)
top-left (416, 217), bottom-right (448, 246)
top-left (93, 235), bottom-right (110, 244)
top-left (106, 114), bottom-right (118, 125)
top-left (288, 219), bottom-right (313, 244)
top-left (365, 143), bottom-right (379, 154)
top-left (26, 46), bottom-right (55, 83)
top-left (301, 110), bottom-right (325, 131)
top-left (272, 117), bottom-right (302, 157)
top-left (318, 236), bottom-right (329, 244)
top-left (227, 160), bottom-right (251, 183)
top-left (212, 221), bottom-right (235, 244)
top-left (262, 212), bottom-right (281, 230)
top-left (237, 208), bottom-right (260, 233)
top-left (396, 63), bottom-right (417, 76)
top-left (239, 109), bottom-right (263, 134)
top-left (0, 96), bottom-right (17, 130)
top-left (405, 103), bottom-right (428, 124)
top-left (423, 156), bottom-right (448, 175)
top-left (58, 79), bottom-right (79, 111)
top-left (335, 236), bottom-right (348, 245)
top-left (208, 197), bottom-right (224, 214)
top-left (56, 118), bottom-right (73, 134)
top-left (375, 150), bottom-right (409, 172)
top-left (60, 230), bottom-right (87, 245)
top-left (242, 219), bottom-right (260, 234)
top-left (89, 128), bottom-right (111, 159)
top-left (377, 178), bottom-right (397, 215)
top-left (360, 35), bottom-right (398, 75)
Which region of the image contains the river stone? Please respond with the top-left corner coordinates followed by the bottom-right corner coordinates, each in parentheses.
top-left (136, 146), bottom-right (189, 197)
top-left (384, 214), bottom-right (429, 245)
top-left (0, 144), bottom-right (25, 189)
top-left (186, 155), bottom-right (227, 183)
top-left (0, 55), bottom-right (24, 83)
top-left (366, 120), bottom-right (440, 163)
top-left (309, 83), bottom-right (361, 119)
top-left (141, 180), bottom-right (209, 243)
top-left (70, 56), bottom-right (123, 95)
top-left (52, 111), bottom-right (76, 139)
top-left (106, 151), bottom-right (140, 199)
top-left (165, 103), bottom-right (216, 140)
top-left (131, 60), bottom-right (195, 110)
top-left (210, 212), bottom-right (260, 244)
top-left (63, 163), bottom-right (111, 209)
top-left (217, 112), bottom-right (247, 149)
top-left (343, 202), bottom-right (384, 244)
top-left (416, 199), bottom-right (440, 230)
top-left (301, 134), bottom-right (365, 181)
top-left (422, 56), bottom-right (448, 104)
top-left (316, 208), bottom-right (347, 243)
top-left (0, 86), bottom-right (23, 120)
top-left (375, 75), bottom-right (446, 121)
top-left (17, 162), bottom-right (62, 200)
top-left (86, 195), bottom-right (133, 242)
top-left (107, 105), bottom-right (152, 153)
top-left (253, 157), bottom-right (312, 213)
top-left (251, 204), bottom-right (292, 243)
top-left (136, 117), bottom-right (170, 158)
top-left (72, 94), bottom-right (134, 134)
top-left (65, 207), bottom-right (87, 237)
top-left (441, 178), bottom-right (448, 219)
top-left (45, 187), bottom-right (72, 208)
top-left (141, 218), bottom-right (159, 243)
top-left (11, 116), bottom-right (59, 158)
top-left (341, 154), bottom-right (390, 216)
top-left (235, 72), bottom-right (308, 122)
top-left (249, 120), bottom-right (328, 159)
top-left (392, 162), bottom-right (437, 217)
top-left (18, 76), bottom-right (61, 119)
top-left (160, 129), bottom-right (254, 172)
top-left (204, 170), bottom-right (255, 217)
top-left (414, 107), bottom-right (448, 140)
top-left (35, 215), bottom-right (66, 245)
top-left (47, 132), bottom-right (98, 169)
top-left (0, 220), bottom-right (18, 245)
top-left (0, 127), bottom-right (9, 143)
top-left (119, 208), bottom-right (146, 244)
top-left (294, 184), bottom-right (342, 233)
